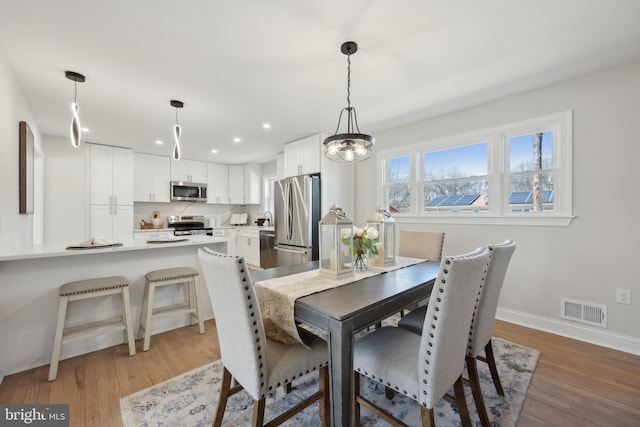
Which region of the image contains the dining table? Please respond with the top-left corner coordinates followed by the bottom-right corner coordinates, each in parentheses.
top-left (251, 259), bottom-right (440, 427)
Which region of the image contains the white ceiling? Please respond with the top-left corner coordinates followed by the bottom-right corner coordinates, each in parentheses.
top-left (1, 0), bottom-right (640, 164)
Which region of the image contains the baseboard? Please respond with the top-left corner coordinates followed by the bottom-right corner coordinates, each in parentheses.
top-left (496, 307), bottom-right (640, 356)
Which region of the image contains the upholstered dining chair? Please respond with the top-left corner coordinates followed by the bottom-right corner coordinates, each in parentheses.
top-left (397, 240), bottom-right (516, 427)
top-left (197, 248), bottom-right (330, 427)
top-left (398, 230), bottom-right (445, 261)
top-left (353, 247), bottom-right (490, 427)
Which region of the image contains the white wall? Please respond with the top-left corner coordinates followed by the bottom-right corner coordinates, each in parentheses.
top-left (354, 61), bottom-right (640, 353)
top-left (0, 49), bottom-right (43, 251)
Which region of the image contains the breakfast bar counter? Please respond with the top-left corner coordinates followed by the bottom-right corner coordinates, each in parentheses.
top-left (0, 236), bottom-right (227, 377)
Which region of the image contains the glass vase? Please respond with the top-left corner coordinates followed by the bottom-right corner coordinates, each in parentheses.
top-left (354, 250), bottom-right (368, 271)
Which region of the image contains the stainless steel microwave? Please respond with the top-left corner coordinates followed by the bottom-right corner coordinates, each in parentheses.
top-left (170, 181), bottom-right (207, 202)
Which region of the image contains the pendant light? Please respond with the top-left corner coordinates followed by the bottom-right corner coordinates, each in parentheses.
top-left (65, 71), bottom-right (85, 148)
top-left (170, 100), bottom-right (184, 160)
top-left (323, 41), bottom-right (374, 162)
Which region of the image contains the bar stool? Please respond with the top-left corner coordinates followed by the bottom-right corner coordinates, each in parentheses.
top-left (137, 266), bottom-right (205, 351)
top-left (49, 275), bottom-right (136, 381)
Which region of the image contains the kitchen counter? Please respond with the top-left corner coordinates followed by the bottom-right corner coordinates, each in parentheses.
top-left (0, 235), bottom-right (226, 262)
top-left (0, 236), bottom-right (227, 378)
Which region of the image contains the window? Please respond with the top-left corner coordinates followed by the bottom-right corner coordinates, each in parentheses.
top-left (385, 155), bottom-right (412, 213)
top-left (422, 143), bottom-right (488, 213)
top-left (379, 111), bottom-right (573, 225)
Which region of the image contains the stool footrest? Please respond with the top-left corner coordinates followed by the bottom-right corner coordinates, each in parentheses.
top-left (62, 317), bottom-right (127, 344)
top-left (151, 302), bottom-right (197, 320)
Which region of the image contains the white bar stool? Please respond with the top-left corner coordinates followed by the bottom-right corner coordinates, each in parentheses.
top-left (137, 266), bottom-right (205, 351)
top-left (49, 275), bottom-right (136, 381)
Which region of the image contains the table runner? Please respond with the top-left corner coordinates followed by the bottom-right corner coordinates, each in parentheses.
top-left (254, 256), bottom-right (424, 345)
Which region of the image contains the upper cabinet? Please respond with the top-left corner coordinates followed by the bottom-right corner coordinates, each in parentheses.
top-left (229, 164), bottom-right (262, 204)
top-left (283, 134), bottom-right (321, 177)
top-left (206, 162), bottom-right (230, 204)
top-left (90, 144), bottom-right (134, 206)
top-left (170, 159), bottom-right (207, 183)
top-left (276, 153), bottom-right (285, 180)
top-left (88, 144), bottom-right (134, 240)
top-left (134, 153), bottom-right (171, 203)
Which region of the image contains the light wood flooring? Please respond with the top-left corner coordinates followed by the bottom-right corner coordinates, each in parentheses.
top-left (1, 320), bottom-right (639, 426)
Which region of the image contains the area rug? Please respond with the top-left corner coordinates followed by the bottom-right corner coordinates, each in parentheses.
top-left (120, 337), bottom-right (539, 426)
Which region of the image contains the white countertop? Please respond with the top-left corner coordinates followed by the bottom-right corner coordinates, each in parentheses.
top-left (0, 235), bottom-right (227, 262)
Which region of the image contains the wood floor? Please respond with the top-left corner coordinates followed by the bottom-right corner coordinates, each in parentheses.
top-left (1, 320), bottom-right (639, 426)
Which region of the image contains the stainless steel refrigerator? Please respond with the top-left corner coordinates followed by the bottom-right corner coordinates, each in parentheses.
top-left (274, 174), bottom-right (321, 267)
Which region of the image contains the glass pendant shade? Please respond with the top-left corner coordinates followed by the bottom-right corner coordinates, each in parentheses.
top-left (319, 205), bottom-right (354, 279)
top-left (70, 102), bottom-right (81, 148)
top-left (323, 41), bottom-right (374, 163)
top-left (65, 71), bottom-right (85, 148)
top-left (170, 100), bottom-right (184, 161)
top-left (366, 208), bottom-right (396, 267)
top-left (173, 124), bottom-right (181, 160)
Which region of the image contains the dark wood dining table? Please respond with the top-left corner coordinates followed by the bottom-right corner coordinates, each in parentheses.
top-left (251, 259), bottom-right (440, 427)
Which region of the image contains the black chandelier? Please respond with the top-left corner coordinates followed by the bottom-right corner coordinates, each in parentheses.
top-left (323, 41), bottom-right (374, 162)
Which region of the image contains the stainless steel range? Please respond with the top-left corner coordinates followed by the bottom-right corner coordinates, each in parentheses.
top-left (167, 215), bottom-right (213, 236)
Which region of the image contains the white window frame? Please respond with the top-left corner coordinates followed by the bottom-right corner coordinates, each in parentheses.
top-left (378, 111), bottom-right (573, 226)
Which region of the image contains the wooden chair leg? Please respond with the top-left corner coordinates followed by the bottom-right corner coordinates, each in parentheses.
top-left (284, 383), bottom-right (292, 393)
top-left (420, 405), bottom-right (436, 427)
top-left (214, 367), bottom-right (233, 427)
top-left (466, 356), bottom-right (491, 427)
top-left (137, 281), bottom-right (150, 340)
top-left (485, 339), bottom-right (504, 395)
top-left (353, 372), bottom-right (361, 426)
top-left (453, 375), bottom-right (472, 427)
top-left (319, 366), bottom-right (330, 427)
top-left (252, 398), bottom-right (266, 427)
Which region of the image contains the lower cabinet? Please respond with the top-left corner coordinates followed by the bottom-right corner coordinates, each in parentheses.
top-left (90, 204), bottom-right (133, 241)
top-left (228, 229), bottom-right (260, 267)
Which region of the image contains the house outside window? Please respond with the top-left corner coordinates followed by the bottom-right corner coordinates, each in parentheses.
top-left (379, 111), bottom-right (573, 226)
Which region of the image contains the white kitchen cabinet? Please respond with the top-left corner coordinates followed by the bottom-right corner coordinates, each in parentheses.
top-left (228, 164), bottom-right (262, 204)
top-left (90, 204), bottom-right (133, 241)
top-left (134, 153), bottom-right (171, 202)
top-left (228, 165), bottom-right (244, 204)
top-left (89, 144), bottom-right (134, 240)
top-left (206, 162), bottom-right (230, 204)
top-left (226, 228), bottom-right (238, 255)
top-left (236, 229), bottom-right (260, 267)
top-left (244, 163), bottom-right (262, 204)
top-left (284, 134), bottom-right (321, 177)
top-left (170, 159), bottom-right (207, 183)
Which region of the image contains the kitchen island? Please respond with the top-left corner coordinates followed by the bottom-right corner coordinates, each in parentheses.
top-left (0, 236), bottom-right (226, 378)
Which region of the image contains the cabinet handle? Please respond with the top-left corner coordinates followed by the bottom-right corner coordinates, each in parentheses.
top-left (114, 196), bottom-right (117, 215)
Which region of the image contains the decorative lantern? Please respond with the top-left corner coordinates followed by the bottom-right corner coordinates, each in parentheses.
top-left (366, 208), bottom-right (396, 267)
top-left (319, 205), bottom-right (354, 279)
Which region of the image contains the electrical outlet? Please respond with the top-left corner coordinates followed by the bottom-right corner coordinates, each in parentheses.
top-left (616, 288), bottom-right (631, 305)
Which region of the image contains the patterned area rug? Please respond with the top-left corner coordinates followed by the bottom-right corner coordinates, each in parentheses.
top-left (120, 337), bottom-right (538, 426)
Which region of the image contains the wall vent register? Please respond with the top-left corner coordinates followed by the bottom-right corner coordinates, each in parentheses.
top-left (561, 297), bottom-right (607, 328)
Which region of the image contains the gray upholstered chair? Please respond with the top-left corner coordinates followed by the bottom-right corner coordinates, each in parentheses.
top-left (398, 230), bottom-right (445, 261)
top-left (197, 248), bottom-right (329, 427)
top-left (353, 247), bottom-right (490, 427)
top-left (397, 240), bottom-right (516, 427)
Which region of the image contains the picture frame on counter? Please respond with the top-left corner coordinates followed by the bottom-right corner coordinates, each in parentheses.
top-left (19, 120), bottom-right (34, 214)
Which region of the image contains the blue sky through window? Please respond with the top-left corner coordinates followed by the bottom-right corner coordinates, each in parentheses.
top-left (510, 131), bottom-right (553, 171)
top-left (424, 143), bottom-right (488, 179)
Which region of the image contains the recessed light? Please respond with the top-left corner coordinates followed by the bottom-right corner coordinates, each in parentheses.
top-left (262, 123), bottom-right (271, 129)
top-left (155, 140), bottom-right (163, 145)
top-left (81, 127), bottom-right (90, 132)
top-left (211, 149), bottom-right (219, 154)
top-left (233, 137), bottom-right (241, 143)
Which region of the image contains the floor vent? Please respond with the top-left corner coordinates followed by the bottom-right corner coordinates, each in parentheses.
top-left (561, 298), bottom-right (607, 328)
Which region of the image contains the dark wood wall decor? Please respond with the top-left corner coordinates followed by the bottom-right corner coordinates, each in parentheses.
top-left (19, 120), bottom-right (34, 214)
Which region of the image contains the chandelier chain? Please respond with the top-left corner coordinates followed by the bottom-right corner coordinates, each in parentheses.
top-left (346, 53), bottom-right (351, 109)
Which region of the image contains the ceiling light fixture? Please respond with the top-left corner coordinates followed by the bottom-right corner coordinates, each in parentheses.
top-left (323, 41), bottom-right (374, 163)
top-left (170, 100), bottom-right (184, 161)
top-left (65, 71), bottom-right (85, 148)
top-left (262, 123), bottom-right (271, 129)
top-left (233, 137), bottom-right (241, 143)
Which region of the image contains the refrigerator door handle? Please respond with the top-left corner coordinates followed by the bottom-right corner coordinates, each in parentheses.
top-left (274, 246), bottom-right (308, 255)
top-left (287, 181), bottom-right (294, 240)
